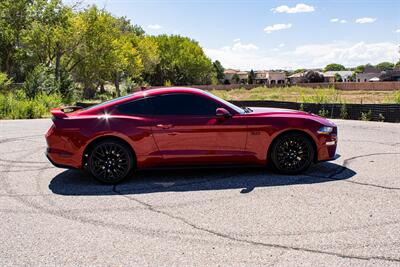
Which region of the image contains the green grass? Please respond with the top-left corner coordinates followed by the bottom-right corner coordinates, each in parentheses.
top-left (209, 86), bottom-right (400, 104)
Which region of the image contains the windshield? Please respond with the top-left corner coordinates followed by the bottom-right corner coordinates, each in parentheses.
top-left (203, 91), bottom-right (245, 114)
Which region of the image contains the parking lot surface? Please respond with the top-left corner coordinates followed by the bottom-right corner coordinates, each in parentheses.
top-left (0, 119), bottom-right (399, 266)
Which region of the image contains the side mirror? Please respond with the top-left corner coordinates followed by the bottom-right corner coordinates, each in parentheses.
top-left (216, 107), bottom-right (231, 119)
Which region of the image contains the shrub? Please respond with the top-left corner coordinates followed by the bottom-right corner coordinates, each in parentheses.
top-left (124, 77), bottom-right (138, 94)
top-left (394, 91), bottom-right (400, 104)
top-left (164, 80), bottom-right (173, 87)
top-left (340, 103), bottom-right (348, 119)
top-left (58, 69), bottom-right (75, 101)
top-left (318, 108), bottom-right (329, 118)
top-left (0, 90), bottom-right (62, 119)
top-left (0, 72), bottom-right (12, 91)
top-left (378, 113), bottom-right (385, 122)
top-left (360, 110), bottom-right (372, 121)
top-left (23, 64), bottom-right (59, 98)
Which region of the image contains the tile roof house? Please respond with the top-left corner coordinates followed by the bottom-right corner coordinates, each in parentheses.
top-left (254, 70), bottom-right (286, 85)
top-left (223, 69), bottom-right (248, 84)
top-left (323, 71), bottom-right (354, 82)
top-left (288, 72), bottom-right (305, 84)
top-left (355, 66), bottom-right (382, 82)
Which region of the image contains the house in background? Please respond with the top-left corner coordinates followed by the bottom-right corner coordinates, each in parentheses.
top-left (355, 65), bottom-right (381, 82)
top-left (288, 72), bottom-right (305, 84)
top-left (254, 70), bottom-right (286, 85)
top-left (237, 71), bottom-right (249, 83)
top-left (223, 69), bottom-right (240, 82)
top-left (323, 71), bottom-right (354, 82)
top-left (223, 69), bottom-right (249, 84)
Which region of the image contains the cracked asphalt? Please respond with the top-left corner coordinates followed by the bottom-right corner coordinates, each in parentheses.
top-left (0, 119), bottom-right (399, 266)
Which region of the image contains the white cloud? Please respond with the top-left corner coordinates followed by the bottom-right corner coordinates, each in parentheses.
top-left (232, 42), bottom-right (259, 51)
top-left (271, 3), bottom-right (315, 14)
top-left (264, 23), bottom-right (292, 34)
top-left (396, 29), bottom-right (400, 33)
top-left (355, 17), bottom-right (377, 24)
top-left (204, 41), bottom-right (397, 70)
top-left (279, 43), bottom-right (285, 48)
top-left (331, 18), bottom-right (347, 24)
top-left (220, 41), bottom-right (259, 52)
top-left (148, 24), bottom-right (162, 30)
top-left (233, 38), bottom-right (241, 42)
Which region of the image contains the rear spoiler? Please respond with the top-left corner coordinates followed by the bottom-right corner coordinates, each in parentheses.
top-left (50, 106), bottom-right (83, 119)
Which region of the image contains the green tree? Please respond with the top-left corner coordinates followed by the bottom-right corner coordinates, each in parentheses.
top-left (334, 73), bottom-right (343, 82)
top-left (376, 62), bottom-right (394, 71)
top-left (137, 36), bottom-right (160, 83)
top-left (213, 60), bottom-right (224, 81)
top-left (395, 60), bottom-right (400, 69)
top-left (70, 7), bottom-right (144, 98)
top-left (23, 0), bottom-right (75, 82)
top-left (324, 63), bottom-right (345, 72)
top-left (354, 65), bottom-right (365, 73)
top-left (301, 70), bottom-right (324, 83)
top-left (232, 73), bottom-right (240, 84)
top-left (248, 69), bottom-right (255, 84)
top-left (0, 0), bottom-right (32, 79)
top-left (293, 68), bottom-right (306, 74)
top-left (147, 35), bottom-right (216, 86)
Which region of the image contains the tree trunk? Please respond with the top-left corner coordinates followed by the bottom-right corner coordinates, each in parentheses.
top-left (5, 52), bottom-right (11, 76)
top-left (55, 44), bottom-right (62, 82)
top-left (114, 72), bottom-right (121, 97)
top-left (83, 83), bottom-right (95, 99)
top-left (99, 82), bottom-right (105, 94)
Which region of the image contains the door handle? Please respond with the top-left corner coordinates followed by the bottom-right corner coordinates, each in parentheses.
top-left (156, 124), bottom-right (172, 129)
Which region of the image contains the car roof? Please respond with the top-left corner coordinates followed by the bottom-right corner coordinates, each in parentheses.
top-left (142, 87), bottom-right (207, 97)
top-left (79, 87), bottom-right (208, 115)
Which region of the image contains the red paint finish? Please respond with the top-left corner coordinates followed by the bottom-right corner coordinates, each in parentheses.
top-left (45, 87), bottom-right (338, 170)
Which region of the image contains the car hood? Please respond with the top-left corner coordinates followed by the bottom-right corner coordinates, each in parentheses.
top-left (249, 107), bottom-right (306, 115)
top-left (247, 107), bottom-right (336, 127)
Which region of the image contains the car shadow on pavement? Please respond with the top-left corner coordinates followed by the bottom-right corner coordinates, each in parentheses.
top-left (49, 161), bottom-right (356, 196)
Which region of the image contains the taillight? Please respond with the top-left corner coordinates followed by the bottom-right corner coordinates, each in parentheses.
top-left (46, 124), bottom-right (56, 137)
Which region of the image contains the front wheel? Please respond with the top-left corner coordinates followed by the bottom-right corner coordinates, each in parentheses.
top-left (270, 132), bottom-right (314, 174)
top-left (88, 140), bottom-right (134, 184)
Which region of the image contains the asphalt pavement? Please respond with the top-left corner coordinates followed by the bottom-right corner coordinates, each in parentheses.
top-left (0, 118), bottom-right (399, 266)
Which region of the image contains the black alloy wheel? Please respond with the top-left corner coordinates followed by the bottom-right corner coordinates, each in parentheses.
top-left (88, 140), bottom-right (134, 184)
top-left (270, 132), bottom-right (314, 174)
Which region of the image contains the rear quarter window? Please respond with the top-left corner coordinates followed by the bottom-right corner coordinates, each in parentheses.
top-left (116, 98), bottom-right (153, 115)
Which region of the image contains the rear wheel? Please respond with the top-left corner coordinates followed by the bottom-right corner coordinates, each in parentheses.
top-left (270, 132), bottom-right (314, 174)
top-left (88, 140), bottom-right (134, 184)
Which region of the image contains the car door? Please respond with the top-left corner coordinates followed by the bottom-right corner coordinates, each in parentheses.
top-left (148, 93), bottom-right (247, 165)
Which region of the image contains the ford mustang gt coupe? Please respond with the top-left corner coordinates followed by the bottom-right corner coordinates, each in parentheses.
top-left (46, 87), bottom-right (338, 184)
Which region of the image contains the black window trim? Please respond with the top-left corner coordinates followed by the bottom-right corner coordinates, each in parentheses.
top-left (116, 92), bottom-right (230, 117)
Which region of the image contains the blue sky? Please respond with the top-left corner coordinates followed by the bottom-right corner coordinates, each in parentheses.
top-left (66, 0), bottom-right (400, 70)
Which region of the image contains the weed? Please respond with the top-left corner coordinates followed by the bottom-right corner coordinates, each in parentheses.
top-left (360, 110), bottom-right (372, 121)
top-left (340, 103), bottom-right (348, 119)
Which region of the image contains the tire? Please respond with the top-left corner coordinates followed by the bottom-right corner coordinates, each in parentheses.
top-left (88, 140), bottom-right (134, 184)
top-left (269, 132), bottom-right (314, 174)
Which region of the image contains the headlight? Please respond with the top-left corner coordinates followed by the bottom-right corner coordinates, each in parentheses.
top-left (317, 126), bottom-right (333, 134)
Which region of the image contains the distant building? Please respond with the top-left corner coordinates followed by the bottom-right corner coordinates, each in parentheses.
top-left (288, 72), bottom-right (305, 84)
top-left (237, 71), bottom-right (249, 83)
top-left (254, 70), bottom-right (286, 85)
top-left (223, 69), bottom-right (240, 82)
top-left (323, 71), bottom-right (354, 82)
top-left (223, 69), bottom-right (249, 84)
top-left (355, 66), bottom-right (381, 82)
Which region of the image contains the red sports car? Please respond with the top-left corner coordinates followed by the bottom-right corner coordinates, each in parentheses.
top-left (46, 87), bottom-right (338, 183)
